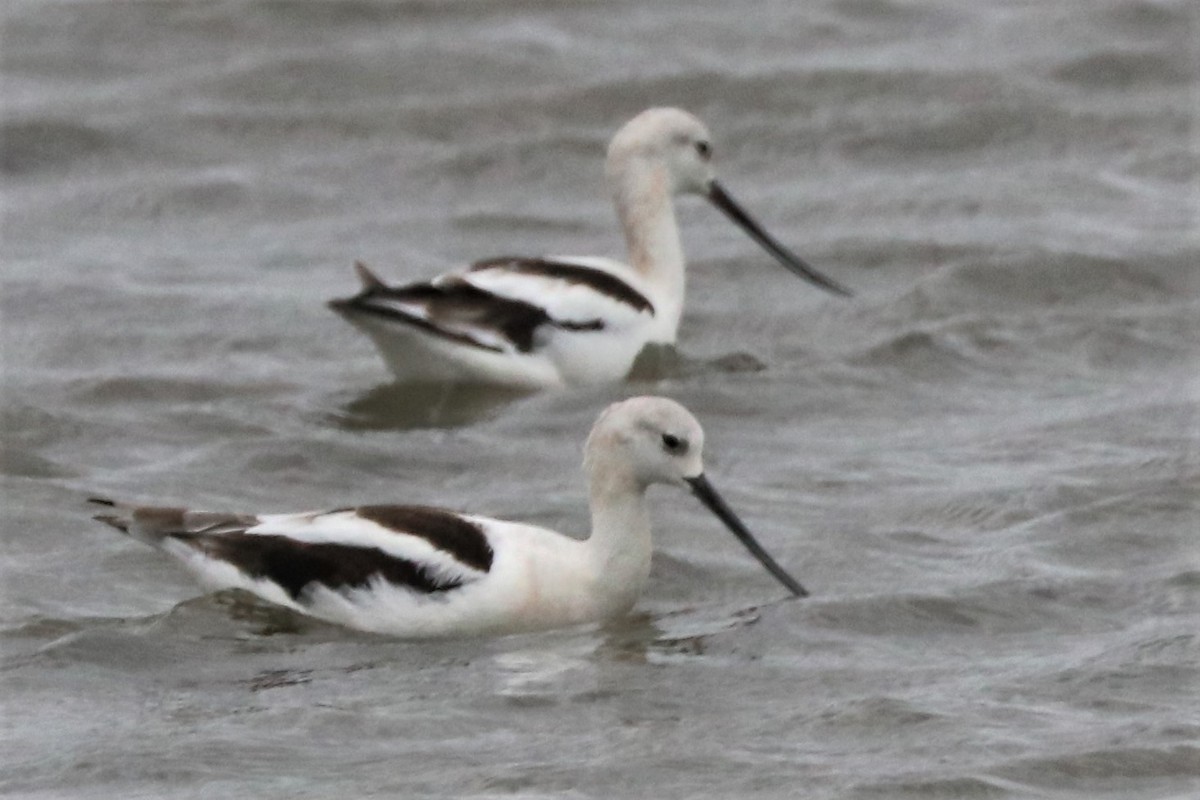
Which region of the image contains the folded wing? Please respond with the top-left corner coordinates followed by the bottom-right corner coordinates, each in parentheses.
top-left (329, 257), bottom-right (655, 356)
top-left (92, 499), bottom-right (495, 603)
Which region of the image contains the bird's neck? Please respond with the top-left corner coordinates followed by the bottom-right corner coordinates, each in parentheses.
top-left (611, 162), bottom-right (686, 340)
top-left (584, 460), bottom-right (654, 616)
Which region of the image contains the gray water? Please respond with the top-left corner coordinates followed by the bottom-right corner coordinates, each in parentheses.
top-left (3, 1), bottom-right (1198, 798)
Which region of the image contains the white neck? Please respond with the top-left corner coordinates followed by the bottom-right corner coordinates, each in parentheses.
top-left (583, 458), bottom-right (654, 617)
top-left (610, 160), bottom-right (687, 341)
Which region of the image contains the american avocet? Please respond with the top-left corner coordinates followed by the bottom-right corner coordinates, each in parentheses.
top-left (89, 397), bottom-right (806, 638)
top-left (329, 107), bottom-right (851, 388)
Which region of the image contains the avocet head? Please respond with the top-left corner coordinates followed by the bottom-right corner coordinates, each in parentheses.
top-left (606, 107), bottom-right (853, 298)
top-left (585, 396), bottom-right (808, 597)
top-left (584, 395), bottom-right (706, 487)
top-left (607, 108), bottom-right (716, 197)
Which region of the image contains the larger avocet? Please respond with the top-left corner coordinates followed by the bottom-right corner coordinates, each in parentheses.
top-left (329, 108), bottom-right (851, 388)
top-left (90, 397), bottom-right (806, 638)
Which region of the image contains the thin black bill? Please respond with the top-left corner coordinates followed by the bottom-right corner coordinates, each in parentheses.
top-left (707, 180), bottom-right (852, 298)
top-left (685, 473), bottom-right (809, 598)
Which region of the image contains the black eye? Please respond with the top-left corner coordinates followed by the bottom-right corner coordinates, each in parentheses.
top-left (661, 433), bottom-right (687, 455)
top-left (694, 140), bottom-right (712, 160)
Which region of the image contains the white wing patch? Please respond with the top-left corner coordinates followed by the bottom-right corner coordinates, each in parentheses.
top-left (465, 256), bottom-right (655, 333)
top-left (247, 509), bottom-right (493, 586)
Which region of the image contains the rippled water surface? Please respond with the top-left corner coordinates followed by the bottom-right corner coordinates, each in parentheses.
top-left (3, 1), bottom-right (1198, 798)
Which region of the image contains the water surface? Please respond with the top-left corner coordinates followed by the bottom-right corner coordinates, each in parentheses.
top-left (3, 1), bottom-right (1198, 798)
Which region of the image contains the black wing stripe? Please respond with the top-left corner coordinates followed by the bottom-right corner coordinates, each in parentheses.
top-left (356, 505), bottom-right (494, 573)
top-left (332, 259), bottom-right (642, 353)
top-left (470, 257), bottom-right (656, 316)
top-left (333, 279), bottom-right (553, 353)
top-left (177, 533), bottom-right (462, 599)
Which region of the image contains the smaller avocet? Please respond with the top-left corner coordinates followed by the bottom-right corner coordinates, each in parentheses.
top-left (90, 397), bottom-right (806, 638)
top-left (329, 107), bottom-right (851, 388)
